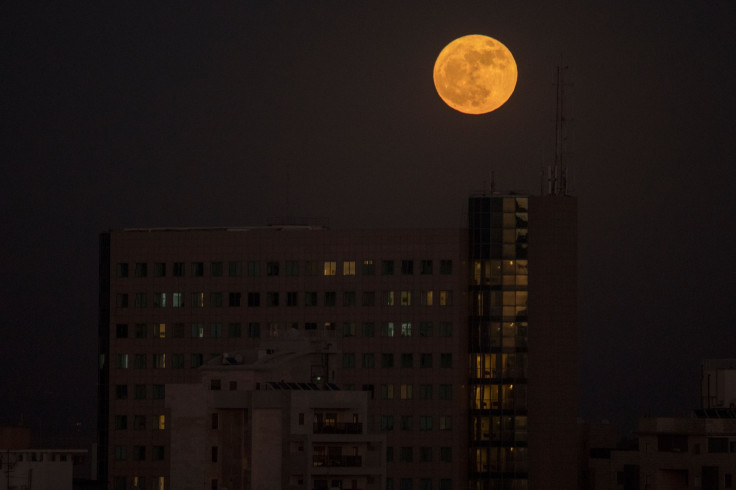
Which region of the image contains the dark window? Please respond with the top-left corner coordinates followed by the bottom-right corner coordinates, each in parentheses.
top-left (134, 263), bottom-right (147, 277)
top-left (229, 292), bottom-right (241, 307)
top-left (228, 261), bottom-right (241, 277)
top-left (173, 262), bottom-right (185, 276)
top-left (420, 260), bottom-right (433, 274)
top-left (154, 262), bottom-right (166, 277)
top-left (287, 291), bottom-right (298, 306)
top-left (266, 261), bottom-right (279, 276)
top-left (191, 262), bottom-right (204, 276)
top-left (211, 446), bottom-right (218, 462)
top-left (324, 291), bottom-right (336, 306)
top-left (708, 437), bottom-right (728, 453)
top-left (248, 292), bottom-right (260, 307)
top-left (116, 263), bottom-right (128, 278)
top-left (401, 260), bottom-right (413, 275)
top-left (115, 385), bottom-right (127, 399)
top-left (116, 324), bottom-right (128, 338)
top-left (382, 260), bottom-right (394, 275)
top-left (228, 323), bottom-right (242, 338)
top-left (658, 434), bottom-right (688, 452)
top-left (210, 262), bottom-right (223, 277)
top-left (439, 260), bottom-right (452, 274)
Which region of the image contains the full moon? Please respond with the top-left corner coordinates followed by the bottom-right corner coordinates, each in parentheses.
top-left (433, 34), bottom-right (517, 114)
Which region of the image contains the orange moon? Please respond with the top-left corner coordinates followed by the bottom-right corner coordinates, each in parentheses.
top-left (433, 35), bottom-right (517, 114)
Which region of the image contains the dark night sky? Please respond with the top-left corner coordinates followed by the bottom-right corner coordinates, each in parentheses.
top-left (2, 2), bottom-right (735, 440)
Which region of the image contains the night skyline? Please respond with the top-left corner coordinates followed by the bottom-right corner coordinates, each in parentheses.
top-left (2, 1), bottom-right (735, 441)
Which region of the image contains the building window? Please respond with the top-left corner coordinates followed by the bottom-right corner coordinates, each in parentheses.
top-left (211, 446), bottom-right (218, 462)
top-left (154, 323), bottom-right (166, 338)
top-left (191, 262), bottom-right (204, 276)
top-left (305, 291), bottom-right (317, 306)
top-left (419, 384), bottom-right (433, 400)
top-left (362, 291), bottom-right (375, 306)
top-left (228, 261), bottom-right (241, 277)
top-left (266, 292), bottom-right (279, 307)
top-left (115, 384), bottom-right (128, 399)
top-left (287, 291), bottom-right (298, 306)
top-left (114, 415), bottom-right (127, 430)
top-left (134, 384), bottom-right (146, 399)
top-left (229, 292), bottom-right (242, 307)
top-left (266, 261), bottom-right (279, 276)
top-left (386, 446), bottom-right (394, 462)
top-left (114, 446), bottom-right (126, 461)
top-left (191, 324), bottom-right (204, 338)
top-left (420, 447), bottom-right (432, 462)
top-left (381, 384), bottom-right (394, 400)
top-left (439, 260), bottom-right (452, 274)
top-left (420, 260), bottom-right (433, 274)
top-left (420, 290), bottom-right (434, 306)
top-left (157, 414), bottom-right (165, 430)
top-left (191, 354), bottom-right (203, 368)
top-left (401, 353), bottom-right (413, 368)
top-left (131, 323), bottom-right (145, 338)
top-left (210, 261), bottom-right (223, 277)
top-left (134, 292), bottom-right (147, 308)
top-left (116, 293), bottom-right (128, 308)
top-left (153, 354), bottom-right (166, 369)
top-left (708, 437), bottom-right (728, 453)
top-left (133, 415), bottom-right (146, 430)
top-left (439, 290), bottom-right (452, 306)
top-left (210, 292), bottom-right (223, 307)
top-left (343, 322), bottom-right (356, 337)
top-left (303, 260), bottom-right (318, 275)
top-left (248, 323), bottom-right (260, 338)
top-left (343, 291), bottom-right (356, 306)
top-left (420, 416), bottom-right (432, 431)
top-left (362, 353), bottom-right (375, 368)
top-left (116, 263), bottom-right (128, 278)
top-left (383, 291), bottom-right (395, 306)
top-left (134, 263), bottom-right (147, 277)
top-left (115, 324), bottom-right (128, 339)
top-left (400, 291), bottom-right (412, 306)
top-left (439, 384), bottom-right (452, 400)
top-left (362, 259), bottom-right (375, 275)
top-left (153, 292), bottom-right (166, 308)
top-left (401, 260), bottom-right (413, 275)
top-left (152, 446), bottom-right (164, 461)
top-left (133, 354), bottom-right (146, 369)
top-left (363, 322), bottom-right (375, 337)
top-left (152, 384), bottom-right (165, 399)
top-left (382, 322), bottom-right (395, 337)
top-left (192, 292), bottom-right (205, 307)
top-left (400, 322), bottom-right (412, 336)
top-left (228, 323), bottom-right (242, 338)
top-left (382, 260), bottom-right (394, 275)
top-left (400, 384), bottom-right (413, 400)
top-left (380, 416), bottom-right (394, 430)
top-left (210, 323), bottom-right (222, 338)
top-left (419, 322), bottom-right (432, 337)
top-left (440, 447), bottom-right (452, 462)
top-left (284, 260), bottom-right (299, 276)
top-left (399, 447), bottom-right (413, 462)
top-left (343, 354), bottom-right (356, 368)
top-left (401, 416), bottom-right (412, 431)
top-left (324, 291), bottom-right (336, 306)
top-left (247, 261), bottom-right (260, 277)
top-left (173, 262), bottom-right (185, 276)
top-left (210, 379), bottom-right (221, 391)
top-left (420, 354), bottom-right (433, 368)
top-left (439, 322), bottom-right (452, 337)
top-left (132, 446), bottom-right (145, 461)
top-left (341, 260), bottom-right (356, 275)
top-left (172, 354), bottom-right (185, 369)
top-left (382, 353), bottom-right (394, 368)
top-left (247, 292), bottom-right (260, 307)
top-left (323, 261), bottom-right (337, 276)
top-left (115, 354), bottom-right (129, 369)
top-left (439, 416), bottom-right (452, 430)
top-left (440, 353), bottom-right (452, 368)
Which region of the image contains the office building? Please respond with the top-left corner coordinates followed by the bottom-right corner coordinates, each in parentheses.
top-left (98, 193), bottom-right (578, 490)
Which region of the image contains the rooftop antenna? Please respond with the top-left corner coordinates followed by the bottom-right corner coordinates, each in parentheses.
top-left (544, 62), bottom-right (571, 196)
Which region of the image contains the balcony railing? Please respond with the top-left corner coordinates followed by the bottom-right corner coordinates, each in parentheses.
top-left (313, 422), bottom-right (363, 434)
top-left (312, 455), bottom-right (362, 467)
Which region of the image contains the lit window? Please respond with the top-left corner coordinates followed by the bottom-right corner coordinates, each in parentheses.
top-left (192, 292), bottom-right (205, 307)
top-left (115, 354), bottom-right (129, 369)
top-left (343, 261), bottom-right (356, 275)
top-left (383, 291), bottom-right (395, 306)
top-left (381, 384), bottom-right (394, 400)
top-left (362, 259), bottom-right (375, 275)
top-left (153, 354), bottom-right (166, 369)
top-left (400, 322), bottom-right (412, 337)
top-left (439, 290), bottom-right (452, 306)
top-left (400, 291), bottom-right (412, 306)
top-left (382, 322), bottom-right (395, 337)
top-left (343, 322), bottom-right (356, 337)
top-left (420, 290), bottom-right (433, 306)
top-left (323, 261), bottom-right (336, 276)
top-left (191, 324), bottom-right (204, 338)
top-left (154, 323), bottom-right (166, 338)
top-left (153, 292), bottom-right (166, 308)
top-left (400, 384), bottom-right (413, 400)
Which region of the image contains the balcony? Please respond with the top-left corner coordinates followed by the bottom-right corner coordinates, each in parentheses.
top-left (312, 454), bottom-right (362, 467)
top-left (313, 422), bottom-right (363, 434)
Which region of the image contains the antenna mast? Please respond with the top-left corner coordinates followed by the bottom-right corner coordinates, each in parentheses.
top-left (544, 64), bottom-right (570, 196)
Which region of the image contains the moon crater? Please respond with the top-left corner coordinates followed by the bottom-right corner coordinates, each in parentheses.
top-left (433, 35), bottom-right (517, 114)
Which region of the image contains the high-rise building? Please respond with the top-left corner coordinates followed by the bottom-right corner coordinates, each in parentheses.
top-left (98, 193), bottom-right (577, 490)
